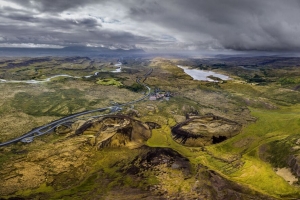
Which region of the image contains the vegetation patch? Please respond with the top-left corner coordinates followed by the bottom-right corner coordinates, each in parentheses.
top-left (96, 78), bottom-right (123, 87)
top-left (123, 82), bottom-right (145, 92)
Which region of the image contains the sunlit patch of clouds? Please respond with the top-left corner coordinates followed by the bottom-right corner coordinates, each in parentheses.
top-left (0, 43), bottom-right (64, 48)
top-left (86, 43), bottom-right (105, 48)
top-left (0, 0), bottom-right (24, 9)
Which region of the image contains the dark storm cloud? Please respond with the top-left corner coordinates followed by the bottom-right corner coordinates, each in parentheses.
top-left (127, 0), bottom-right (300, 51)
top-left (0, 6), bottom-right (150, 48)
top-left (0, 21), bottom-right (146, 47)
top-left (1, 0), bottom-right (300, 51)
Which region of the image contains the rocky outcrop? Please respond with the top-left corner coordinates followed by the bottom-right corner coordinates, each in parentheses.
top-left (288, 155), bottom-right (300, 177)
top-left (145, 122), bottom-right (161, 129)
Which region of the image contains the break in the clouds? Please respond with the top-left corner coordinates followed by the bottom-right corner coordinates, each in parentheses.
top-left (0, 0), bottom-right (300, 51)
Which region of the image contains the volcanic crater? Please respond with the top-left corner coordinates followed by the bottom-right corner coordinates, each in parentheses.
top-left (172, 114), bottom-right (242, 146)
top-left (74, 115), bottom-right (158, 149)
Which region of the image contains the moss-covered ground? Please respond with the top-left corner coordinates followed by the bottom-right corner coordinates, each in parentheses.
top-left (96, 78), bottom-right (123, 87)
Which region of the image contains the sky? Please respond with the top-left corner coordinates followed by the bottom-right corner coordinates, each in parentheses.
top-left (0, 0), bottom-right (300, 52)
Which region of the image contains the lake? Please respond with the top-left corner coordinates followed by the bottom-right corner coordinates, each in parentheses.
top-left (177, 65), bottom-right (230, 81)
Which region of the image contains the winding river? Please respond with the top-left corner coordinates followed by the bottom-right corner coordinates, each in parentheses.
top-left (0, 75), bottom-right (80, 84)
top-left (112, 62), bottom-right (122, 73)
top-left (0, 62), bottom-right (123, 84)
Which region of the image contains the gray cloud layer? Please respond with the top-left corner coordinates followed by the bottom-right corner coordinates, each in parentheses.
top-left (0, 0), bottom-right (300, 51)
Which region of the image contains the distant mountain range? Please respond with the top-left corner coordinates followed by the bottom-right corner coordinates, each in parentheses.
top-left (0, 46), bottom-right (145, 57)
